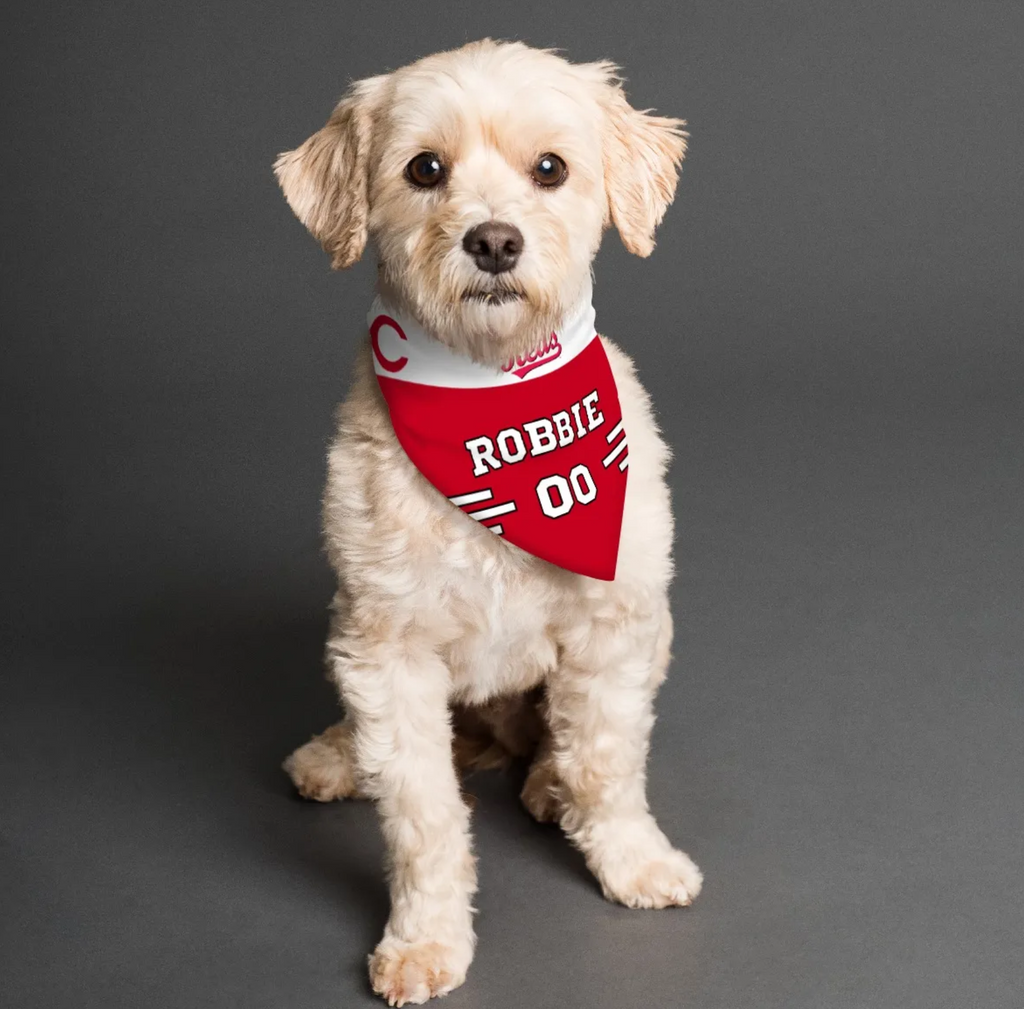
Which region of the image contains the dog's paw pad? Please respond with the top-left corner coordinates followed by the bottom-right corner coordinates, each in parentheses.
top-left (602, 848), bottom-right (703, 909)
top-left (370, 941), bottom-right (463, 1006)
top-left (282, 740), bottom-right (359, 802)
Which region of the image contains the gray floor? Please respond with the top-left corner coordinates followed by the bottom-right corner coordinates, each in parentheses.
top-left (4, 363), bottom-right (1023, 1008)
top-left (4, 1), bottom-right (1024, 1006)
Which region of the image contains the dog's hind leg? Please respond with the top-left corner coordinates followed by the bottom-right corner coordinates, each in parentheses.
top-left (286, 689), bottom-right (545, 803)
top-left (283, 718), bottom-right (366, 802)
top-left (451, 688), bottom-right (545, 773)
top-left (520, 735), bottom-right (564, 824)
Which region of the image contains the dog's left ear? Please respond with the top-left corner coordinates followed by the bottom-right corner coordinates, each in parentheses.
top-left (600, 83), bottom-right (688, 257)
top-left (274, 75), bottom-right (386, 270)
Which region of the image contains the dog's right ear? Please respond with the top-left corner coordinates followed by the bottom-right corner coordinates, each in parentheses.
top-left (274, 76), bottom-right (386, 270)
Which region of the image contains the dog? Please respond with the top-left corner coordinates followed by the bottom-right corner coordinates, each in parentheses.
top-left (275, 39), bottom-right (700, 1006)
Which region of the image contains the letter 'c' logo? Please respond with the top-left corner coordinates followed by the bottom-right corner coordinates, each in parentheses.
top-left (370, 315), bottom-right (408, 373)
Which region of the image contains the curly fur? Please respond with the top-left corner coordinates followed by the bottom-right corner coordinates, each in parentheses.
top-left (276, 39), bottom-right (699, 1006)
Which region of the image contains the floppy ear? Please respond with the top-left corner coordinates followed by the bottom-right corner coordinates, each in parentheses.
top-left (273, 76), bottom-right (385, 270)
top-left (601, 83), bottom-right (688, 257)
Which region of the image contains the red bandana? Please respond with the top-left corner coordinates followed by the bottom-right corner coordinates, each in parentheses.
top-left (369, 293), bottom-right (628, 580)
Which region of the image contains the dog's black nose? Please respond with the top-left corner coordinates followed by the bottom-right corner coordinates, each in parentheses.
top-left (462, 221), bottom-right (523, 274)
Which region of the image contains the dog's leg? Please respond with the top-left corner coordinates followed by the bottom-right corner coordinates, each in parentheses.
top-left (546, 598), bottom-right (703, 908)
top-left (286, 693), bottom-right (543, 804)
top-left (330, 634), bottom-right (475, 1005)
top-left (283, 718), bottom-right (366, 802)
top-left (520, 735), bottom-right (563, 824)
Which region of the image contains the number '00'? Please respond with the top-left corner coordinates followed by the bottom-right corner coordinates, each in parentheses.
top-left (536, 464), bottom-right (598, 518)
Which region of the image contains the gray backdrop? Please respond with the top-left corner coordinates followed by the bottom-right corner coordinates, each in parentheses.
top-left (3, 1), bottom-right (1023, 1007)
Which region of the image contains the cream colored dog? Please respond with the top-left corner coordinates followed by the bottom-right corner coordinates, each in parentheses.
top-left (275, 39), bottom-right (700, 1006)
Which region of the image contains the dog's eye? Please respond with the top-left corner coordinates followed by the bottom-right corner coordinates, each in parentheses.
top-left (406, 152), bottom-right (445, 188)
top-left (531, 153), bottom-right (568, 188)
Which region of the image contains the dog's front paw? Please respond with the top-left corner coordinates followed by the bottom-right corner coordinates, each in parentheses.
top-left (369, 939), bottom-right (468, 1006)
top-left (598, 845), bottom-right (703, 909)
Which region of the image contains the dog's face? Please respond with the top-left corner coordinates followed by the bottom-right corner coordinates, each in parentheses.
top-left (276, 40), bottom-right (686, 365)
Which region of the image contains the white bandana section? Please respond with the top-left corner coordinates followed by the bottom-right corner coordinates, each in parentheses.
top-left (368, 283), bottom-right (598, 389)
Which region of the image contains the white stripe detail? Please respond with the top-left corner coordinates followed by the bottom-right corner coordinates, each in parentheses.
top-left (602, 437), bottom-right (628, 468)
top-left (369, 280), bottom-right (597, 388)
top-left (619, 455), bottom-right (629, 471)
top-left (605, 420), bottom-right (624, 444)
top-left (487, 524), bottom-right (504, 536)
top-left (449, 489), bottom-right (493, 507)
top-left (467, 501), bottom-right (517, 522)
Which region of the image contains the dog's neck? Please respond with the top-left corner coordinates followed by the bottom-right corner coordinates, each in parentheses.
top-left (369, 276), bottom-right (597, 387)
top-left (373, 262), bottom-right (595, 372)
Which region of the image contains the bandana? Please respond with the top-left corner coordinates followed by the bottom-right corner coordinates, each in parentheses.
top-left (369, 289), bottom-right (628, 580)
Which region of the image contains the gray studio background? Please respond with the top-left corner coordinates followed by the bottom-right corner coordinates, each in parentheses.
top-left (3, 2), bottom-right (1022, 1007)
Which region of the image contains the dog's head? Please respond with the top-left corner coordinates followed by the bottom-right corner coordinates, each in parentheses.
top-left (275, 40), bottom-right (686, 365)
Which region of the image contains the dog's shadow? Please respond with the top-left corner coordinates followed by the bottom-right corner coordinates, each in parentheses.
top-left (122, 584), bottom-right (385, 962)
top-left (122, 582), bottom-right (594, 974)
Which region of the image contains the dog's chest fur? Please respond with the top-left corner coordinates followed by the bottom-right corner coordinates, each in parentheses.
top-left (323, 339), bottom-right (674, 706)
top-left (440, 565), bottom-right (560, 703)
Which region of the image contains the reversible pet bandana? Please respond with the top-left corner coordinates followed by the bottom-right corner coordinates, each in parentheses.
top-left (369, 290), bottom-right (629, 581)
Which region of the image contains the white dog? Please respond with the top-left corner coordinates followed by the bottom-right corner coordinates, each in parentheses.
top-left (275, 39), bottom-right (700, 1006)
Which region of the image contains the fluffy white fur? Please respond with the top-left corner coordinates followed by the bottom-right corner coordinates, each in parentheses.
top-left (275, 39), bottom-right (699, 1006)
